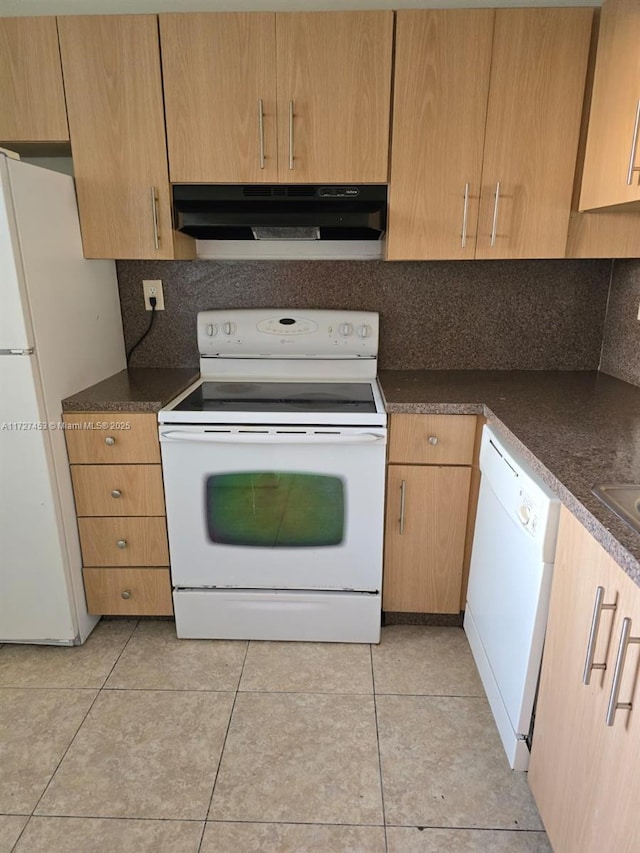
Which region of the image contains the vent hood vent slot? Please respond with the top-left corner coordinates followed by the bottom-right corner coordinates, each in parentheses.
top-left (173, 184), bottom-right (387, 241)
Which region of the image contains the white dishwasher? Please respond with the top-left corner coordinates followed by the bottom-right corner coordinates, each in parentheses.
top-left (464, 425), bottom-right (560, 771)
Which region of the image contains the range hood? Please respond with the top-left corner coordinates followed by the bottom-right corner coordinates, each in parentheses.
top-left (172, 184), bottom-right (387, 242)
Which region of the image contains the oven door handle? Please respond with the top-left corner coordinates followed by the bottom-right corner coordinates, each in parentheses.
top-left (159, 430), bottom-right (386, 445)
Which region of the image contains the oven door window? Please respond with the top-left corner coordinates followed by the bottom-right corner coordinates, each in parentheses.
top-left (205, 472), bottom-right (345, 547)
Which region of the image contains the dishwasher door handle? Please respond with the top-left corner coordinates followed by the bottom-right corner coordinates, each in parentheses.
top-left (160, 430), bottom-right (386, 445)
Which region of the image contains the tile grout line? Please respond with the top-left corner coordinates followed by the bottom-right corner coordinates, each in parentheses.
top-left (370, 643), bottom-right (389, 853)
top-left (25, 619), bottom-right (141, 827)
top-left (196, 639), bottom-right (251, 853)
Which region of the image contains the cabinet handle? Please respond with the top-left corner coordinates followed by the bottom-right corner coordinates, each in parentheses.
top-left (582, 585), bottom-right (617, 685)
top-left (258, 98), bottom-right (265, 169)
top-left (428, 435), bottom-right (439, 446)
top-left (490, 181), bottom-right (501, 247)
top-left (461, 182), bottom-right (470, 249)
top-left (606, 617), bottom-right (640, 726)
top-left (121, 589), bottom-right (132, 600)
top-left (111, 489), bottom-right (122, 499)
top-left (116, 539), bottom-right (127, 549)
top-left (289, 99), bottom-right (295, 170)
top-left (399, 479), bottom-right (406, 535)
top-left (150, 186), bottom-right (160, 250)
top-left (105, 436), bottom-right (116, 446)
top-left (626, 99), bottom-right (640, 186)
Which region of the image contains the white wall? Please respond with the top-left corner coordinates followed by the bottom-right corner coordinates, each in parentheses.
top-left (0, 0), bottom-right (602, 17)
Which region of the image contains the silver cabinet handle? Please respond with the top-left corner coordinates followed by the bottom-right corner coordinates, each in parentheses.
top-left (258, 98), bottom-right (265, 169)
top-left (111, 489), bottom-right (122, 499)
top-left (116, 539), bottom-right (127, 549)
top-left (428, 435), bottom-right (439, 446)
top-left (399, 479), bottom-right (406, 535)
top-left (490, 181), bottom-right (501, 247)
top-left (626, 99), bottom-right (640, 186)
top-left (606, 617), bottom-right (640, 726)
top-left (461, 182), bottom-right (470, 249)
top-left (150, 186), bottom-right (160, 250)
top-left (105, 436), bottom-right (116, 446)
top-left (121, 589), bottom-right (132, 600)
top-left (289, 99), bottom-right (295, 170)
top-left (583, 586), bottom-right (617, 685)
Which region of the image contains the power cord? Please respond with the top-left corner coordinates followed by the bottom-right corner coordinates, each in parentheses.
top-left (126, 296), bottom-right (157, 366)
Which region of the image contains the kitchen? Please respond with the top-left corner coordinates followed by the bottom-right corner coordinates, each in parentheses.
top-left (0, 0), bottom-right (639, 851)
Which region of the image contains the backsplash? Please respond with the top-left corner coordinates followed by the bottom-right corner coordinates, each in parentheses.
top-left (116, 259), bottom-right (611, 371)
top-left (599, 259), bottom-right (640, 387)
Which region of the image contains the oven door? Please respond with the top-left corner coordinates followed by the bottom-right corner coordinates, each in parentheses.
top-left (159, 426), bottom-right (386, 591)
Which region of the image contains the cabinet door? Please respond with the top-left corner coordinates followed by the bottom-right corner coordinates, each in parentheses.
top-left (529, 507), bottom-right (640, 853)
top-left (160, 13), bottom-right (278, 183)
top-left (275, 11), bottom-right (393, 184)
top-left (57, 15), bottom-right (193, 260)
top-left (387, 10), bottom-right (494, 260)
top-left (580, 0), bottom-right (640, 210)
top-left (383, 465), bottom-right (471, 614)
top-left (476, 8), bottom-right (593, 259)
top-left (0, 17), bottom-right (69, 143)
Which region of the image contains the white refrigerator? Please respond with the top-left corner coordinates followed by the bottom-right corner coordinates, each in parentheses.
top-left (0, 152), bottom-right (126, 644)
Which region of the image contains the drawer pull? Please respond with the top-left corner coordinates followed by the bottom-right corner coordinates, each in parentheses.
top-left (582, 585), bottom-right (617, 685)
top-left (606, 617), bottom-right (640, 726)
top-left (116, 539), bottom-right (127, 549)
top-left (105, 436), bottom-right (116, 446)
top-left (120, 589), bottom-right (132, 600)
top-left (111, 489), bottom-right (122, 499)
top-left (399, 479), bottom-right (406, 535)
top-left (428, 435), bottom-right (439, 446)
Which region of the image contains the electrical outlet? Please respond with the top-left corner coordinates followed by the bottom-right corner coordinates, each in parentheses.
top-left (143, 279), bottom-right (164, 311)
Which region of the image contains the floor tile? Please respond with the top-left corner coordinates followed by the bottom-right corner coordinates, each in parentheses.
top-left (239, 640), bottom-right (373, 693)
top-left (373, 626), bottom-right (484, 696)
top-left (201, 822), bottom-right (386, 852)
top-left (106, 621), bottom-right (247, 691)
top-left (209, 692), bottom-right (383, 825)
top-left (0, 816), bottom-right (28, 853)
top-left (35, 690), bottom-right (234, 820)
top-left (386, 827), bottom-right (553, 852)
top-left (13, 816), bottom-right (203, 852)
top-left (0, 688), bottom-right (96, 814)
top-left (0, 620), bottom-right (137, 689)
top-left (377, 695), bottom-right (543, 830)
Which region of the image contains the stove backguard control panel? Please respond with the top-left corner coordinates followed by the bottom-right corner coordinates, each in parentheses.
top-left (197, 309), bottom-right (379, 360)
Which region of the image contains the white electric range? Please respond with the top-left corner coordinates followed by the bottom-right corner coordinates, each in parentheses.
top-left (158, 309), bottom-right (387, 642)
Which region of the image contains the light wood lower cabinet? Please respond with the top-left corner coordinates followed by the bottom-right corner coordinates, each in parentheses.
top-left (528, 506), bottom-right (640, 853)
top-left (64, 411), bottom-right (173, 617)
top-left (383, 414), bottom-right (477, 614)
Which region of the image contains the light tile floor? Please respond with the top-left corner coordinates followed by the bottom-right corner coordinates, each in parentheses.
top-left (0, 621), bottom-right (552, 853)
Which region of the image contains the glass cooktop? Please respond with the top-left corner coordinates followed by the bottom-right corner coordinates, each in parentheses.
top-left (172, 382), bottom-right (378, 414)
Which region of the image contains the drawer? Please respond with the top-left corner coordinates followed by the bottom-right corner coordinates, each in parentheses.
top-left (388, 414), bottom-right (477, 465)
top-left (63, 413), bottom-right (160, 464)
top-left (83, 567), bottom-right (173, 615)
top-left (71, 464), bottom-right (165, 516)
top-left (78, 516), bottom-right (169, 567)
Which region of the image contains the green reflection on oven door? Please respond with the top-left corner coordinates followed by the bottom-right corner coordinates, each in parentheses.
top-left (205, 472), bottom-right (344, 547)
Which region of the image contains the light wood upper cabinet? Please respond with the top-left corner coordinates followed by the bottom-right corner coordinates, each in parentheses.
top-left (529, 507), bottom-right (640, 853)
top-left (0, 17), bottom-right (69, 143)
top-left (275, 11), bottom-right (393, 183)
top-left (388, 8), bottom-right (592, 260)
top-left (475, 8), bottom-right (593, 259)
top-left (160, 11), bottom-right (392, 184)
top-left (160, 13), bottom-right (278, 183)
top-left (579, 0), bottom-right (640, 210)
top-left (57, 15), bottom-right (193, 260)
top-left (387, 10), bottom-right (494, 261)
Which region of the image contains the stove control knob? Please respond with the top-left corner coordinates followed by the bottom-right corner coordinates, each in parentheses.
top-left (357, 324), bottom-right (371, 338)
top-left (223, 322), bottom-right (236, 336)
top-left (339, 323), bottom-right (353, 337)
top-left (206, 323), bottom-right (218, 337)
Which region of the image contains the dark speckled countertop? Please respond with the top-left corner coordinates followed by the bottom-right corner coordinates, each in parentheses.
top-left (62, 368), bottom-right (200, 414)
top-left (379, 370), bottom-right (640, 586)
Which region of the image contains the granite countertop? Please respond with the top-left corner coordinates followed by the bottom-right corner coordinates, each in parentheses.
top-left (61, 368), bottom-right (200, 413)
top-left (379, 370), bottom-right (640, 587)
